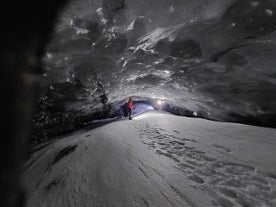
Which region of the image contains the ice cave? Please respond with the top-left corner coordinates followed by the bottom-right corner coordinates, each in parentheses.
top-left (1, 0), bottom-right (276, 207)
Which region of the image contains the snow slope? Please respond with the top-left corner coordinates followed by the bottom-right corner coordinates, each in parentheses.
top-left (24, 111), bottom-right (276, 207)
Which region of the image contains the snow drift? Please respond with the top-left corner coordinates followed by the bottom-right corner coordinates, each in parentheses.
top-left (24, 111), bottom-right (276, 207)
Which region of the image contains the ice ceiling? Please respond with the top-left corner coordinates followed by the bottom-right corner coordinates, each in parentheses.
top-left (34, 0), bottom-right (276, 139)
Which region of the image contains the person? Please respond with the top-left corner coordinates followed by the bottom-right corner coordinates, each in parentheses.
top-left (128, 97), bottom-right (133, 120)
top-left (122, 102), bottom-right (129, 118)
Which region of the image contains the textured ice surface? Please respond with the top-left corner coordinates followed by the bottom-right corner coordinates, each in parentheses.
top-left (34, 0), bottom-right (276, 140)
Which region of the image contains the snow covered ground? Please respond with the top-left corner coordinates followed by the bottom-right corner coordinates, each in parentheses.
top-left (24, 111), bottom-right (276, 207)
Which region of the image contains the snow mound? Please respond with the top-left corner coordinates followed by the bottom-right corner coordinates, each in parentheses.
top-left (24, 111), bottom-right (276, 207)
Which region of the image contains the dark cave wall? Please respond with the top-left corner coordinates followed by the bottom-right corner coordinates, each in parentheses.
top-left (0, 1), bottom-right (68, 207)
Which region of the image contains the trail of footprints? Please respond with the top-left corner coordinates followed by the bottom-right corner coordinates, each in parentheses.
top-left (134, 122), bottom-right (276, 207)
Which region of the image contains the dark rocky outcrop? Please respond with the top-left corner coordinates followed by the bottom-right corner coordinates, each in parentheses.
top-left (0, 1), bottom-right (68, 207)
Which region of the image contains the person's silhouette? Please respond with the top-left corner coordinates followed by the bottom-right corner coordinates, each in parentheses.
top-left (128, 97), bottom-right (133, 120)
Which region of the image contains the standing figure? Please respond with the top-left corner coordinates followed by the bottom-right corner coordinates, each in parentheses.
top-left (128, 97), bottom-right (133, 120)
top-left (122, 102), bottom-right (128, 118)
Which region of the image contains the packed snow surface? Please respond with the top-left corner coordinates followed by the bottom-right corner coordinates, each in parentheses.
top-left (24, 111), bottom-right (276, 206)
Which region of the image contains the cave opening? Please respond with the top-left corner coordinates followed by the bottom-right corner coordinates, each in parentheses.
top-left (30, 0), bottom-right (276, 144)
top-left (2, 1), bottom-right (276, 207)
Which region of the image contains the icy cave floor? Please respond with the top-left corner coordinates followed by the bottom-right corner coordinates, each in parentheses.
top-left (24, 111), bottom-right (276, 207)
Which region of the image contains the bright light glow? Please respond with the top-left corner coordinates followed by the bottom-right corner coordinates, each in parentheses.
top-left (157, 100), bottom-right (165, 106)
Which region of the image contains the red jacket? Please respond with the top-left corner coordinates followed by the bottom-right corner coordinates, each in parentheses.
top-left (128, 100), bottom-right (133, 109)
